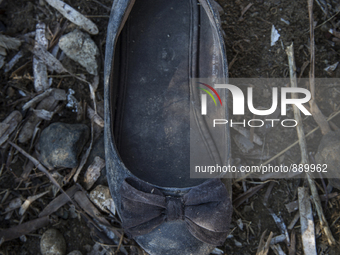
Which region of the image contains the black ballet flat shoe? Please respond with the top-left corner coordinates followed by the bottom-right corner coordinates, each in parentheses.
top-left (104, 0), bottom-right (232, 254)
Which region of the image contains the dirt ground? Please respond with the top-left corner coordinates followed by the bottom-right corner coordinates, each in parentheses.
top-left (1, 0), bottom-right (340, 254)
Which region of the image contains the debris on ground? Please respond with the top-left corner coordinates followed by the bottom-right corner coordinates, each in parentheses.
top-left (298, 187), bottom-right (317, 255)
top-left (45, 0), bottom-right (99, 35)
top-left (270, 25), bottom-right (280, 46)
top-left (315, 129), bottom-right (340, 189)
top-left (84, 157), bottom-right (105, 190)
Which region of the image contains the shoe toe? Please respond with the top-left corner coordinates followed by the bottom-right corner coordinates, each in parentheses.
top-left (135, 221), bottom-right (214, 255)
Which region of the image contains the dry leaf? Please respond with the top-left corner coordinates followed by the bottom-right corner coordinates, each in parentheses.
top-left (19, 191), bottom-right (49, 215)
top-left (45, 0), bottom-right (99, 35)
top-left (0, 216), bottom-right (49, 242)
top-left (0, 111), bottom-right (22, 146)
top-left (32, 44), bottom-right (67, 73)
top-left (4, 50), bottom-right (24, 73)
top-left (0, 34), bottom-right (21, 50)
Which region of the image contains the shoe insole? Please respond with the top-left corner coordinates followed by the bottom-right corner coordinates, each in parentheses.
top-left (111, 0), bottom-right (225, 188)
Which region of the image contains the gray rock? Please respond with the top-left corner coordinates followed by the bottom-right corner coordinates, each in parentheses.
top-left (85, 134), bottom-right (107, 186)
top-left (89, 185), bottom-right (116, 215)
top-left (39, 122), bottom-right (89, 168)
top-left (56, 207), bottom-right (69, 220)
top-left (40, 229), bottom-right (66, 255)
top-left (67, 251), bottom-right (82, 255)
top-left (315, 130), bottom-right (340, 189)
top-left (58, 29), bottom-right (99, 75)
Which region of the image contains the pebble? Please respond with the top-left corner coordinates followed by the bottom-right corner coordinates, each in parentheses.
top-left (56, 207), bottom-right (69, 220)
top-left (85, 135), bottom-right (107, 186)
top-left (69, 204), bottom-right (78, 219)
top-left (67, 251), bottom-right (82, 255)
top-left (315, 130), bottom-right (340, 190)
top-left (38, 122), bottom-right (89, 168)
top-left (58, 29), bottom-right (99, 75)
top-left (40, 229), bottom-right (66, 255)
top-left (89, 185), bottom-right (116, 215)
top-left (20, 235), bottom-right (27, 242)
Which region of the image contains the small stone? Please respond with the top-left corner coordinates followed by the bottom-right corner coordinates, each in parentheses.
top-left (58, 29), bottom-right (99, 75)
top-left (56, 207), bottom-right (69, 220)
top-left (20, 235), bottom-right (27, 242)
top-left (84, 156), bottom-right (105, 190)
top-left (67, 251), bottom-right (82, 255)
top-left (6, 87), bottom-right (15, 98)
top-left (236, 219), bottom-right (243, 231)
top-left (69, 204), bottom-right (78, 219)
top-left (89, 185), bottom-right (116, 215)
top-left (315, 130), bottom-right (340, 189)
top-left (85, 135), bottom-right (107, 186)
top-left (38, 122), bottom-right (89, 168)
top-left (40, 229), bottom-right (66, 255)
top-left (234, 239), bottom-right (243, 247)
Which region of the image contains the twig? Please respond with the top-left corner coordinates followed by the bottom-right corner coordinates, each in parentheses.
top-left (287, 212), bottom-right (300, 230)
top-left (114, 232), bottom-right (124, 255)
top-left (4, 50), bottom-right (24, 73)
top-left (308, 0), bottom-right (315, 100)
top-left (90, 0), bottom-right (110, 11)
top-left (308, 0), bottom-right (331, 135)
top-left (233, 184), bottom-right (265, 208)
top-left (8, 142), bottom-right (73, 203)
top-left (8, 141), bottom-right (104, 231)
top-left (266, 207), bottom-right (290, 245)
top-left (0, 216), bottom-right (49, 242)
top-left (314, 0), bottom-right (328, 17)
top-left (288, 229), bottom-right (296, 255)
top-left (256, 230), bottom-right (274, 255)
top-left (298, 187), bottom-right (317, 255)
top-left (315, 11), bottom-right (340, 30)
top-left (19, 190), bottom-right (49, 215)
top-left (286, 42), bottom-right (336, 246)
top-left (286, 43), bottom-right (308, 164)
top-left (73, 120), bottom-right (94, 182)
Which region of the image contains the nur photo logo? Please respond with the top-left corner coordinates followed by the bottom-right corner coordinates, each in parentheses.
top-left (198, 80), bottom-right (312, 128)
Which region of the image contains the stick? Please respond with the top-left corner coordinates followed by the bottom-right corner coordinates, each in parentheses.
top-left (298, 187), bottom-right (317, 255)
top-left (8, 141), bottom-right (103, 231)
top-left (8, 141), bottom-right (74, 202)
top-left (286, 43), bottom-right (308, 164)
top-left (286, 43), bottom-right (336, 246)
top-left (256, 230), bottom-right (274, 255)
top-left (308, 0), bottom-right (331, 135)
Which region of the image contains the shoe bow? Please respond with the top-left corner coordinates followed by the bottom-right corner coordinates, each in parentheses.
top-left (120, 177), bottom-right (232, 245)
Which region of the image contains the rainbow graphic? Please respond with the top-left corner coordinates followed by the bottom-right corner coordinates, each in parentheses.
top-left (199, 82), bottom-right (222, 115)
top-left (199, 82), bottom-right (222, 106)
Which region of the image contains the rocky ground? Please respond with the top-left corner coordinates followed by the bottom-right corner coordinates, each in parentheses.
top-left (0, 0), bottom-right (340, 254)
